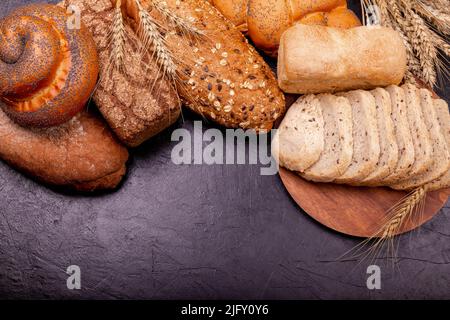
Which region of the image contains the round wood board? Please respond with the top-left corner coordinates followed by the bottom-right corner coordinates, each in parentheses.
top-left (279, 167), bottom-right (450, 238)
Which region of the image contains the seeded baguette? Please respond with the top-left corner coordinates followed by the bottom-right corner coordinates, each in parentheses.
top-left (391, 90), bottom-right (450, 190)
top-left (334, 90), bottom-right (380, 184)
top-left (169, 0), bottom-right (285, 130)
top-left (301, 94), bottom-right (353, 182)
top-left (121, 0), bottom-right (285, 130)
top-left (359, 88), bottom-right (398, 186)
top-left (427, 99), bottom-right (450, 191)
top-left (379, 85), bottom-right (415, 185)
top-left (272, 95), bottom-right (324, 172)
top-left (401, 84), bottom-right (433, 176)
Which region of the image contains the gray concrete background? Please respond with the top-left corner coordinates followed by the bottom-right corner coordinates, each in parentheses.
top-left (0, 0), bottom-right (449, 299)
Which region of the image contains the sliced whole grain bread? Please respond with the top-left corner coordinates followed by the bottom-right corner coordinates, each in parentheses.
top-left (301, 94), bottom-right (353, 182)
top-left (401, 84), bottom-right (433, 176)
top-left (420, 99), bottom-right (450, 191)
top-left (391, 89), bottom-right (450, 190)
top-left (379, 85), bottom-right (415, 184)
top-left (272, 95), bottom-right (324, 172)
top-left (359, 88), bottom-right (399, 186)
top-left (333, 90), bottom-right (380, 184)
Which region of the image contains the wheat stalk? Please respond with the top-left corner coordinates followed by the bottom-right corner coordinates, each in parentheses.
top-left (380, 186), bottom-right (427, 239)
top-left (134, 0), bottom-right (177, 80)
top-left (341, 186), bottom-right (428, 265)
top-left (110, 0), bottom-right (126, 73)
top-left (363, 0), bottom-right (448, 87)
top-left (403, 4), bottom-right (438, 85)
top-left (151, 0), bottom-right (204, 37)
top-left (421, 0), bottom-right (450, 16)
top-left (414, 1), bottom-right (450, 35)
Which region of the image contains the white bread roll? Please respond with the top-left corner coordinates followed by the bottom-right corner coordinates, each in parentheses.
top-left (277, 25), bottom-right (407, 94)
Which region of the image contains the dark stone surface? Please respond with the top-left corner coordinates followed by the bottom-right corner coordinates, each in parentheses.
top-left (0, 0), bottom-right (449, 300)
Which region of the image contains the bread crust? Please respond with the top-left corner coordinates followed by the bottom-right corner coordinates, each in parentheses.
top-left (334, 90), bottom-right (380, 184)
top-left (359, 88), bottom-right (399, 186)
top-left (61, 0), bottom-right (181, 147)
top-left (0, 4), bottom-right (99, 128)
top-left (400, 84), bottom-right (433, 177)
top-left (379, 86), bottom-right (415, 185)
top-left (391, 89), bottom-right (450, 190)
top-left (278, 25), bottom-right (407, 94)
top-left (272, 95), bottom-right (324, 172)
top-left (0, 108), bottom-right (128, 191)
top-left (301, 94), bottom-right (353, 182)
top-left (427, 99), bottom-right (450, 191)
top-left (210, 0), bottom-right (359, 56)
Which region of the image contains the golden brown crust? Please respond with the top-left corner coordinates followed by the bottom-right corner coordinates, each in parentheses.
top-left (0, 4), bottom-right (99, 127)
top-left (299, 7), bottom-right (361, 29)
top-left (121, 0), bottom-right (285, 130)
top-left (172, 0), bottom-right (285, 130)
top-left (208, 0), bottom-right (248, 31)
top-left (211, 0), bottom-right (360, 56)
top-left (0, 107), bottom-right (129, 191)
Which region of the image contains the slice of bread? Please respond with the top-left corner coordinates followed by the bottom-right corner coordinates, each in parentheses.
top-left (422, 99), bottom-right (450, 191)
top-left (359, 88), bottom-right (398, 186)
top-left (334, 90), bottom-right (380, 184)
top-left (391, 89), bottom-right (450, 190)
top-left (401, 84), bottom-right (433, 176)
top-left (301, 94), bottom-right (353, 182)
top-left (272, 95), bottom-right (324, 172)
top-left (379, 85), bottom-right (415, 184)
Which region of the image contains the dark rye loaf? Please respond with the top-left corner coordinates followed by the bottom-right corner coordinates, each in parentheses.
top-left (60, 0), bottom-right (181, 147)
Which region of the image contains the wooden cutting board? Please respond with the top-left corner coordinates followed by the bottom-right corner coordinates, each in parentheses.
top-left (278, 85), bottom-right (450, 238)
top-left (279, 168), bottom-right (450, 238)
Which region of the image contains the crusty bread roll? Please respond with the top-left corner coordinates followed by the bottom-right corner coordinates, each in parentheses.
top-left (0, 109), bottom-right (128, 192)
top-left (209, 0), bottom-right (360, 56)
top-left (247, 0), bottom-right (360, 56)
top-left (277, 25), bottom-right (407, 94)
top-left (208, 0), bottom-right (247, 31)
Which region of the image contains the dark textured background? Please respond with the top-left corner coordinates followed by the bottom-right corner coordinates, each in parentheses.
top-left (0, 0), bottom-right (449, 300)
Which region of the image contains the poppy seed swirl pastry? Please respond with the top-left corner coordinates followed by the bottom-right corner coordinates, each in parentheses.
top-left (0, 4), bottom-right (99, 127)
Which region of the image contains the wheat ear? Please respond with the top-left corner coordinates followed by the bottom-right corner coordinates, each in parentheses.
top-left (110, 0), bottom-right (126, 73)
top-left (380, 186), bottom-right (428, 239)
top-left (414, 1), bottom-right (450, 35)
top-left (151, 0), bottom-right (204, 37)
top-left (405, 5), bottom-right (439, 86)
top-left (134, 0), bottom-right (177, 80)
top-left (341, 186), bottom-right (428, 265)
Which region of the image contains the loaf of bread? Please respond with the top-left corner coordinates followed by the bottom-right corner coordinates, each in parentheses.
top-left (118, 0), bottom-right (286, 131)
top-left (0, 3), bottom-right (128, 191)
top-left (277, 25), bottom-right (407, 94)
top-left (274, 85), bottom-right (450, 192)
top-left (0, 109), bottom-right (128, 191)
top-left (209, 0), bottom-right (361, 55)
top-left (208, 0), bottom-right (247, 31)
top-left (60, 0), bottom-right (181, 147)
